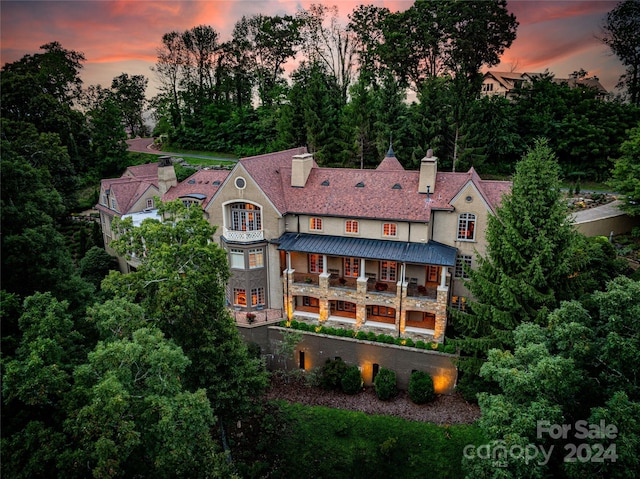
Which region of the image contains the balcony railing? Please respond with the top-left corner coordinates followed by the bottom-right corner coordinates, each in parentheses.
top-left (223, 227), bottom-right (264, 242)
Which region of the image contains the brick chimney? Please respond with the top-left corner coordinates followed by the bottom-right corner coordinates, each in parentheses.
top-left (418, 149), bottom-right (437, 194)
top-left (158, 156), bottom-right (178, 196)
top-left (291, 153), bottom-right (314, 187)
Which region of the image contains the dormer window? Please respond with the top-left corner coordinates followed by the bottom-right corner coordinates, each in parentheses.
top-left (111, 198), bottom-right (117, 210)
top-left (355, 181), bottom-right (364, 188)
top-left (146, 198), bottom-right (154, 209)
top-left (383, 223), bottom-right (397, 237)
top-left (102, 194), bottom-right (108, 206)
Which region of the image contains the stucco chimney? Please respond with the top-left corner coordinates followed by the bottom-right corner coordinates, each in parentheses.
top-left (158, 156), bottom-right (178, 196)
top-left (291, 153), bottom-right (314, 187)
top-left (418, 149), bottom-right (437, 194)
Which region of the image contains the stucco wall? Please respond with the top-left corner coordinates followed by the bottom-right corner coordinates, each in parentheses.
top-left (574, 214), bottom-right (640, 237)
top-left (238, 324), bottom-right (458, 394)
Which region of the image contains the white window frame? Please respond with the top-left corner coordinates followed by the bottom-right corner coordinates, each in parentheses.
top-left (250, 287), bottom-right (265, 307)
top-left (111, 198), bottom-right (117, 210)
top-left (380, 261), bottom-right (397, 282)
top-left (308, 254), bottom-right (324, 273)
top-left (457, 213), bottom-right (476, 241)
top-left (248, 248), bottom-right (264, 269)
top-left (231, 203), bottom-right (262, 231)
top-left (233, 288), bottom-right (246, 306)
top-left (345, 220), bottom-right (359, 234)
top-left (230, 249), bottom-right (245, 269)
top-left (383, 223), bottom-right (397, 237)
top-left (455, 255), bottom-right (472, 279)
top-left (344, 257), bottom-right (359, 277)
top-left (310, 217), bottom-right (323, 231)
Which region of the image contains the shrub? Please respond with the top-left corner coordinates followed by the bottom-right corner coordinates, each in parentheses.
top-left (444, 344), bottom-right (456, 354)
top-left (373, 367), bottom-right (397, 400)
top-left (289, 320), bottom-right (299, 329)
top-left (408, 371), bottom-right (436, 404)
top-left (319, 357), bottom-right (349, 390)
top-left (416, 340), bottom-right (427, 349)
top-left (341, 365), bottom-right (363, 395)
top-left (404, 338), bottom-right (415, 347)
top-left (379, 334), bottom-right (395, 344)
top-left (356, 331), bottom-right (367, 340)
top-left (366, 331), bottom-right (377, 341)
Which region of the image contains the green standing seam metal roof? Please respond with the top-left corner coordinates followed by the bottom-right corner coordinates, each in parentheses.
top-left (275, 232), bottom-right (457, 266)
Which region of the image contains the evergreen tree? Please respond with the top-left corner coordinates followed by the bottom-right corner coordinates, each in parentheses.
top-left (453, 139), bottom-right (579, 393)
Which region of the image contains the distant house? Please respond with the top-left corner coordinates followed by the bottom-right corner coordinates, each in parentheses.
top-left (481, 71), bottom-right (608, 100)
top-left (98, 148), bottom-right (511, 344)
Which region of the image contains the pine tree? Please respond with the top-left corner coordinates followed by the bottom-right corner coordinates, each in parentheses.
top-left (453, 139), bottom-right (579, 394)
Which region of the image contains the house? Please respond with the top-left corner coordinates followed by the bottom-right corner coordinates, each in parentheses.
top-left (99, 147), bottom-right (511, 344)
top-left (481, 71), bottom-right (608, 100)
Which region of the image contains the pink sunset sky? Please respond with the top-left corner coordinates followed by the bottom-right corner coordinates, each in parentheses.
top-left (0, 0), bottom-right (626, 96)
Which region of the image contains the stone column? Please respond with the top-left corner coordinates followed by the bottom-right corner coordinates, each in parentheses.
top-left (319, 298), bottom-right (329, 323)
top-left (284, 268), bottom-right (295, 322)
top-left (433, 285), bottom-right (448, 343)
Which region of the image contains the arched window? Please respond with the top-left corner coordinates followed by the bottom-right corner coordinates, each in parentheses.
top-left (457, 213), bottom-right (476, 241)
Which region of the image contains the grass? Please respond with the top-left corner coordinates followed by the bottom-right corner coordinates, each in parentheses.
top-left (157, 145), bottom-right (238, 160)
top-left (253, 401), bottom-right (485, 479)
top-left (126, 151), bottom-right (235, 168)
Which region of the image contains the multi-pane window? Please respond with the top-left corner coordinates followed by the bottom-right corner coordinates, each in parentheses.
top-left (380, 261), bottom-right (397, 281)
top-left (146, 198), bottom-right (154, 209)
top-left (308, 254), bottom-right (324, 273)
top-left (451, 296), bottom-right (467, 311)
top-left (250, 287), bottom-right (265, 307)
top-left (248, 248), bottom-right (264, 269)
top-left (383, 223), bottom-right (397, 237)
top-left (482, 83), bottom-right (494, 92)
top-left (230, 249), bottom-right (244, 269)
top-left (457, 213), bottom-right (476, 241)
top-left (345, 220), bottom-right (359, 234)
top-left (302, 296), bottom-right (319, 307)
top-left (102, 194), bottom-right (108, 206)
top-left (231, 203), bottom-right (261, 231)
top-left (344, 257), bottom-right (359, 277)
top-left (310, 217), bottom-right (323, 231)
top-left (233, 288), bottom-right (247, 306)
top-left (426, 265), bottom-right (439, 283)
top-left (111, 198), bottom-right (117, 210)
top-left (455, 255), bottom-right (472, 279)
top-left (367, 305), bottom-right (395, 318)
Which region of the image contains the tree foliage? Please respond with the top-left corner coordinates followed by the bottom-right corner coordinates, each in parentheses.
top-left (453, 139), bottom-right (583, 397)
top-left (608, 125), bottom-right (640, 215)
top-left (602, 0), bottom-right (640, 106)
top-left (104, 200), bottom-right (268, 423)
top-left (465, 277), bottom-right (640, 478)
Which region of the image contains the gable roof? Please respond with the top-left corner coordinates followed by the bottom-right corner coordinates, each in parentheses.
top-left (100, 175), bottom-right (158, 214)
top-left (237, 149), bottom-right (511, 222)
top-left (124, 162), bottom-right (158, 178)
top-left (484, 71), bottom-right (607, 95)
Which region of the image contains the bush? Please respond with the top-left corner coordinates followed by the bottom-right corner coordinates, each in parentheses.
top-left (373, 367), bottom-right (397, 400)
top-left (408, 371), bottom-right (436, 404)
top-left (341, 365), bottom-right (363, 395)
top-left (356, 331), bottom-right (367, 340)
top-left (444, 344), bottom-right (456, 354)
top-left (416, 340), bottom-right (427, 349)
top-left (319, 357), bottom-right (349, 390)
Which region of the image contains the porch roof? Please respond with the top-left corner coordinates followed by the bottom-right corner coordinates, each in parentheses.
top-left (275, 232), bottom-right (457, 266)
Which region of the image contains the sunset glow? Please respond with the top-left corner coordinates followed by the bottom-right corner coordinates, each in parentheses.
top-left (0, 0), bottom-right (625, 95)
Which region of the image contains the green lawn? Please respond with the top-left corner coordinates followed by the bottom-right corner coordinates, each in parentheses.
top-left (235, 401), bottom-right (484, 479)
top-left (157, 145), bottom-right (238, 160)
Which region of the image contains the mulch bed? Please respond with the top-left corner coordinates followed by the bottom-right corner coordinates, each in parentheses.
top-left (265, 376), bottom-right (480, 425)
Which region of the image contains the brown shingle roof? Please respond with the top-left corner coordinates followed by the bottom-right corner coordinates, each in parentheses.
top-left (162, 169), bottom-right (230, 204)
top-left (238, 149), bottom-right (511, 222)
top-left (101, 176), bottom-right (158, 214)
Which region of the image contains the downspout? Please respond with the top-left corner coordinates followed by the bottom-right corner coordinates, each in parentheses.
top-left (398, 262), bottom-right (406, 338)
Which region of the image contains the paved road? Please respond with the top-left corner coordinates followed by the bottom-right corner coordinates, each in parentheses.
top-left (126, 138), bottom-right (237, 162)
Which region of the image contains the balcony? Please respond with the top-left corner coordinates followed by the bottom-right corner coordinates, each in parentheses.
top-left (223, 227), bottom-right (264, 243)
